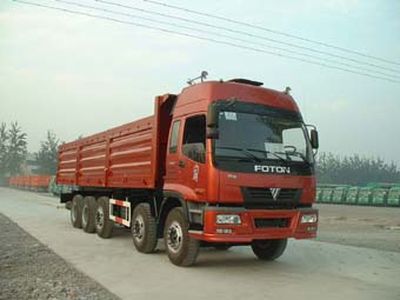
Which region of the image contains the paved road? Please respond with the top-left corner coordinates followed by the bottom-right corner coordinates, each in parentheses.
top-left (1, 187), bottom-right (399, 300)
top-left (316, 203), bottom-right (400, 252)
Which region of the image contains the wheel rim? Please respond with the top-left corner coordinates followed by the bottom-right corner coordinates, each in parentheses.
top-left (82, 205), bottom-right (88, 227)
top-left (166, 221), bottom-right (183, 254)
top-left (132, 215), bottom-right (145, 242)
top-left (96, 206), bottom-right (104, 230)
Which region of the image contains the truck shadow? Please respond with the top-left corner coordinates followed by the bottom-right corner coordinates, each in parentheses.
top-left (109, 225), bottom-right (131, 238)
top-left (106, 226), bottom-right (294, 269)
top-left (195, 248), bottom-right (289, 269)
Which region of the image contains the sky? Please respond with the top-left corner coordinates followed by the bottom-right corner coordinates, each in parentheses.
top-left (1, 0), bottom-right (400, 164)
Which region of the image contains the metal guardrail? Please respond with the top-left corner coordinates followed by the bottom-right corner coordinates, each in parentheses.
top-left (316, 184), bottom-right (400, 207)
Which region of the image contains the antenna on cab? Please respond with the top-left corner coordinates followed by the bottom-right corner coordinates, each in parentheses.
top-left (187, 71), bottom-right (208, 85)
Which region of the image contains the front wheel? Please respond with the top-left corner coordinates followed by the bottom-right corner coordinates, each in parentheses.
top-left (131, 203), bottom-right (157, 253)
top-left (164, 207), bottom-right (199, 267)
top-left (251, 239), bottom-right (287, 261)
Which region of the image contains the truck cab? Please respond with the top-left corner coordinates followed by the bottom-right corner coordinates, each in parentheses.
top-left (160, 79), bottom-right (319, 258)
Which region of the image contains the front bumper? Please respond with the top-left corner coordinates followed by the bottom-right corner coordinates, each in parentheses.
top-left (189, 207), bottom-right (318, 243)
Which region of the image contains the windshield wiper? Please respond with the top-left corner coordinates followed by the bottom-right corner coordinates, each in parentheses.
top-left (245, 148), bottom-right (289, 164)
top-left (216, 146), bottom-right (262, 163)
top-left (247, 148), bottom-right (311, 167)
top-left (285, 151), bottom-right (308, 162)
top-left (276, 150), bottom-right (311, 166)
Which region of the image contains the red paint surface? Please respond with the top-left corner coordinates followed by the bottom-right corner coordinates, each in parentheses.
top-left (190, 208), bottom-right (318, 242)
top-left (8, 175), bottom-right (51, 189)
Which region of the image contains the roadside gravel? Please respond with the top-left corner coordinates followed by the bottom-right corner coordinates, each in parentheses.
top-left (0, 213), bottom-right (119, 300)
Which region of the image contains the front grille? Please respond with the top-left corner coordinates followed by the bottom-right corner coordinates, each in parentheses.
top-left (254, 218), bottom-right (289, 228)
top-left (242, 187), bottom-right (301, 209)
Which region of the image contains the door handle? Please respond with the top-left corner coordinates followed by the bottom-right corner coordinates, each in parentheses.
top-left (178, 160), bottom-right (185, 168)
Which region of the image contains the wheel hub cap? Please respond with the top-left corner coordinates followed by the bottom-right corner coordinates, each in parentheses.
top-left (132, 215), bottom-right (145, 241)
top-left (167, 221), bottom-right (183, 253)
top-left (96, 207), bottom-right (104, 229)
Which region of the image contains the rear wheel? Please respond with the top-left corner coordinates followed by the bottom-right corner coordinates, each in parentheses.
top-left (70, 195), bottom-right (83, 228)
top-left (95, 196), bottom-right (114, 238)
top-left (164, 207), bottom-right (199, 266)
top-left (131, 203), bottom-right (157, 253)
top-left (251, 239), bottom-right (287, 261)
top-left (82, 196), bottom-right (97, 233)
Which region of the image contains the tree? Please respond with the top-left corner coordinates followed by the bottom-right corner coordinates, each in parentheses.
top-left (6, 122), bottom-right (27, 176)
top-left (35, 130), bottom-right (60, 175)
top-left (316, 152), bottom-right (400, 185)
top-left (0, 123), bottom-right (8, 182)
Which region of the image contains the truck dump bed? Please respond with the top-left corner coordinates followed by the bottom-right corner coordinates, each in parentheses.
top-left (57, 116), bottom-right (157, 189)
top-left (57, 94), bottom-right (176, 189)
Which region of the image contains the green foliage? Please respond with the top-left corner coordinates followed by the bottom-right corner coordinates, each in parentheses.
top-left (5, 122), bottom-right (27, 176)
top-left (35, 131), bottom-right (60, 175)
top-left (0, 123), bottom-right (9, 181)
top-left (316, 152), bottom-right (400, 186)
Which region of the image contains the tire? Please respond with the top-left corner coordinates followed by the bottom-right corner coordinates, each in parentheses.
top-left (131, 203), bottom-right (157, 253)
top-left (95, 196), bottom-right (114, 239)
top-left (164, 207), bottom-right (199, 267)
top-left (251, 239), bottom-right (287, 261)
top-left (70, 195), bottom-right (83, 228)
top-left (82, 196), bottom-right (97, 233)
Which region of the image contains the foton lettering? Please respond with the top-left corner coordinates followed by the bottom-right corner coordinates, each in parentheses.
top-left (254, 165), bottom-right (291, 174)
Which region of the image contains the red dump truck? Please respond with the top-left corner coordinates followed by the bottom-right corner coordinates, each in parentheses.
top-left (57, 78), bottom-right (319, 266)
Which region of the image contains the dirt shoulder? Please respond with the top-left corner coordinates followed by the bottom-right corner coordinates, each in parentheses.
top-left (316, 204), bottom-right (400, 252)
top-left (0, 213), bottom-right (119, 300)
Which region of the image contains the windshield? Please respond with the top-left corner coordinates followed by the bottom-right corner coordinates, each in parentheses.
top-left (214, 110), bottom-right (313, 164)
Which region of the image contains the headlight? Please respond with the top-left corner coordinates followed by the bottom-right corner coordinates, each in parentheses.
top-left (216, 214), bottom-right (241, 225)
top-left (301, 214), bottom-right (318, 224)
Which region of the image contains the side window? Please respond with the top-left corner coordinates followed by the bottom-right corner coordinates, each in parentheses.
top-left (169, 120), bottom-right (181, 153)
top-left (182, 115), bottom-right (206, 163)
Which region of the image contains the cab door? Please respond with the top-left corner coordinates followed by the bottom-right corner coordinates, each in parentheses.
top-left (179, 115), bottom-right (208, 199)
top-left (165, 119), bottom-right (183, 184)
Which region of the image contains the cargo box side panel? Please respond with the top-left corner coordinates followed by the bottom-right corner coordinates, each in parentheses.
top-left (108, 121), bottom-right (154, 189)
top-left (78, 141), bottom-right (107, 187)
top-left (57, 115), bottom-right (157, 189)
top-left (57, 148), bottom-right (78, 185)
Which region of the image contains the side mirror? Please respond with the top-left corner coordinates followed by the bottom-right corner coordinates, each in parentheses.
top-left (206, 103), bottom-right (219, 139)
top-left (310, 129), bottom-right (319, 149)
top-left (206, 127), bottom-right (219, 139)
top-left (207, 103), bottom-right (218, 128)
